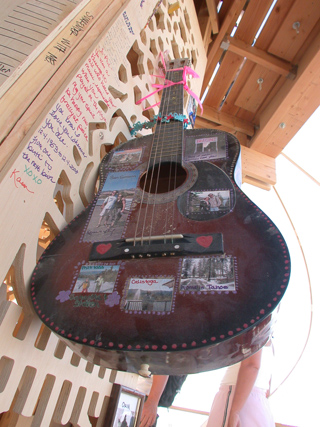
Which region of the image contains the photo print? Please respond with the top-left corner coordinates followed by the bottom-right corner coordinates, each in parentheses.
top-left (104, 384), bottom-right (144, 427)
top-left (123, 277), bottom-right (175, 313)
top-left (188, 190), bottom-right (231, 218)
top-left (184, 132), bottom-right (227, 162)
top-left (180, 256), bottom-right (236, 292)
top-left (83, 170), bottom-right (140, 242)
top-left (73, 264), bottom-right (119, 294)
top-left (111, 389), bottom-right (142, 427)
top-left (109, 148), bottom-right (142, 167)
top-left (187, 95), bottom-right (197, 128)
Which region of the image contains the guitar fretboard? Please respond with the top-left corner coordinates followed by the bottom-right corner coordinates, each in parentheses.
top-left (151, 121), bottom-right (184, 161)
top-left (152, 64), bottom-right (186, 163)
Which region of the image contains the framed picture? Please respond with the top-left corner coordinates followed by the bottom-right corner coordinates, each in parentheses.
top-left (103, 384), bottom-right (145, 427)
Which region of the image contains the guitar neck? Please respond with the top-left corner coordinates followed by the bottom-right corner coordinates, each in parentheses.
top-left (159, 67), bottom-right (185, 115)
top-left (152, 65), bottom-right (185, 163)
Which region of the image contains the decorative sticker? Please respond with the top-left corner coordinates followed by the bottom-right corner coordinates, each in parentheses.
top-left (82, 170), bottom-right (140, 242)
top-left (180, 256), bottom-right (236, 293)
top-left (122, 276), bottom-right (175, 313)
top-left (109, 148), bottom-right (143, 168)
top-left (187, 95), bottom-right (197, 129)
top-left (72, 264), bottom-right (120, 294)
top-left (184, 132), bottom-right (227, 162)
top-left (187, 190), bottom-right (232, 218)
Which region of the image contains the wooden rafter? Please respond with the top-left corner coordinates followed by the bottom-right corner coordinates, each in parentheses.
top-left (201, 105), bottom-right (255, 136)
top-left (201, 0), bottom-right (248, 94)
top-left (250, 30), bottom-right (320, 157)
top-left (241, 145), bottom-right (276, 190)
top-left (205, 0), bottom-right (219, 34)
top-left (221, 36), bottom-right (296, 78)
top-left (196, 0), bottom-right (320, 189)
top-left (197, 3), bottom-right (214, 52)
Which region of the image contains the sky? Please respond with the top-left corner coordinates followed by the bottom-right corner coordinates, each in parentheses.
top-left (156, 107), bottom-right (320, 427)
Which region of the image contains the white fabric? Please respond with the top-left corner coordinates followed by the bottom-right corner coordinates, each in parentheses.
top-left (221, 345), bottom-right (273, 391)
top-left (207, 385), bottom-right (275, 427)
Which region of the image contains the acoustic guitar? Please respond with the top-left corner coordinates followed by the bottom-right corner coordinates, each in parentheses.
top-left (30, 58), bottom-right (290, 375)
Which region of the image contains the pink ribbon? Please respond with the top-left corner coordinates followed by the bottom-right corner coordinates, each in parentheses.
top-left (136, 54), bottom-right (203, 114)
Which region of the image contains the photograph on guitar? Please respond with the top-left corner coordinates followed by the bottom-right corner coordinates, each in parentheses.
top-left (83, 169), bottom-right (140, 242)
top-left (31, 57), bottom-right (290, 378)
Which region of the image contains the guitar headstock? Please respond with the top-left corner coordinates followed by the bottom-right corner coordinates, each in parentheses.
top-left (166, 58), bottom-right (191, 70)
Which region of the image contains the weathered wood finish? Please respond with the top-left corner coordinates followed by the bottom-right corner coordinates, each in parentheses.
top-left (31, 119), bottom-right (290, 374)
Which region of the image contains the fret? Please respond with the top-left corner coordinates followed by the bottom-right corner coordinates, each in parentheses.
top-left (149, 152), bottom-right (183, 161)
top-left (153, 121), bottom-right (184, 137)
top-left (150, 145), bottom-right (182, 154)
top-left (152, 120), bottom-right (184, 162)
top-left (150, 59), bottom-right (189, 165)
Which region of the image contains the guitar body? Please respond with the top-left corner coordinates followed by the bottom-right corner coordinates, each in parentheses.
top-left (31, 60), bottom-right (290, 374)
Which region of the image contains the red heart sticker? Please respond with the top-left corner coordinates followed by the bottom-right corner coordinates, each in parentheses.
top-left (96, 243), bottom-right (112, 254)
top-left (196, 236), bottom-right (213, 248)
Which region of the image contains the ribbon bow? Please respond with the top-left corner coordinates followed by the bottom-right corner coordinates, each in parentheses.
top-left (136, 52), bottom-right (203, 114)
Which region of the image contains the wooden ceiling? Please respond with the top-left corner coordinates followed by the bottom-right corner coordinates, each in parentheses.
top-left (193, 0), bottom-right (320, 189)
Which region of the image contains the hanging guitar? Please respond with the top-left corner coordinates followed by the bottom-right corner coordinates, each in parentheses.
top-left (30, 58), bottom-right (290, 375)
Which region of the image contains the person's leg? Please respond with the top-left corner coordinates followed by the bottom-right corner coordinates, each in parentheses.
top-left (207, 385), bottom-right (234, 427)
top-left (238, 387), bottom-right (275, 426)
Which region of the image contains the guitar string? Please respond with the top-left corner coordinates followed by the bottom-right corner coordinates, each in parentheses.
top-left (132, 132), bottom-right (156, 246)
top-left (160, 67), bottom-right (176, 241)
top-left (168, 70), bottom-right (185, 242)
top-left (145, 68), bottom-right (174, 243)
top-left (162, 69), bottom-right (182, 241)
top-left (162, 80), bottom-right (175, 241)
top-left (132, 62), bottom-right (185, 246)
top-left (149, 64), bottom-right (186, 243)
top-left (132, 68), bottom-right (171, 245)
top-left (147, 65), bottom-right (183, 243)
top-left (132, 101), bottom-right (161, 246)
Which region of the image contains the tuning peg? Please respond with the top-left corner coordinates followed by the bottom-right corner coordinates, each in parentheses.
top-left (138, 363), bottom-right (151, 377)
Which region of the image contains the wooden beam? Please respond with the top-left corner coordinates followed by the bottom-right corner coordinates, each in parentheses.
top-left (0, 0), bottom-right (128, 148)
top-left (0, 0), bottom-right (129, 173)
top-left (197, 10), bottom-right (213, 53)
top-left (280, 152), bottom-right (320, 187)
top-left (201, 0), bottom-right (248, 94)
top-left (195, 117), bottom-right (249, 146)
top-left (200, 105), bottom-right (255, 136)
top-left (250, 30), bottom-right (320, 157)
top-left (242, 175), bottom-right (271, 191)
top-left (205, 0), bottom-right (219, 34)
top-left (221, 36), bottom-right (296, 78)
top-left (241, 145), bottom-right (276, 189)
top-left (194, 117), bottom-right (274, 190)
top-left (203, 20), bottom-right (214, 53)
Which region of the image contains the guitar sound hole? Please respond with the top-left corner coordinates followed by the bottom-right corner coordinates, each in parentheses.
top-left (140, 162), bottom-right (187, 194)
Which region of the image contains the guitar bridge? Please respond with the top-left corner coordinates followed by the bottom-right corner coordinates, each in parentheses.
top-left (89, 233), bottom-right (224, 261)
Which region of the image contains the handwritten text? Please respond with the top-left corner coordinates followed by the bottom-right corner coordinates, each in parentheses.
top-left (10, 169), bottom-right (34, 193)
